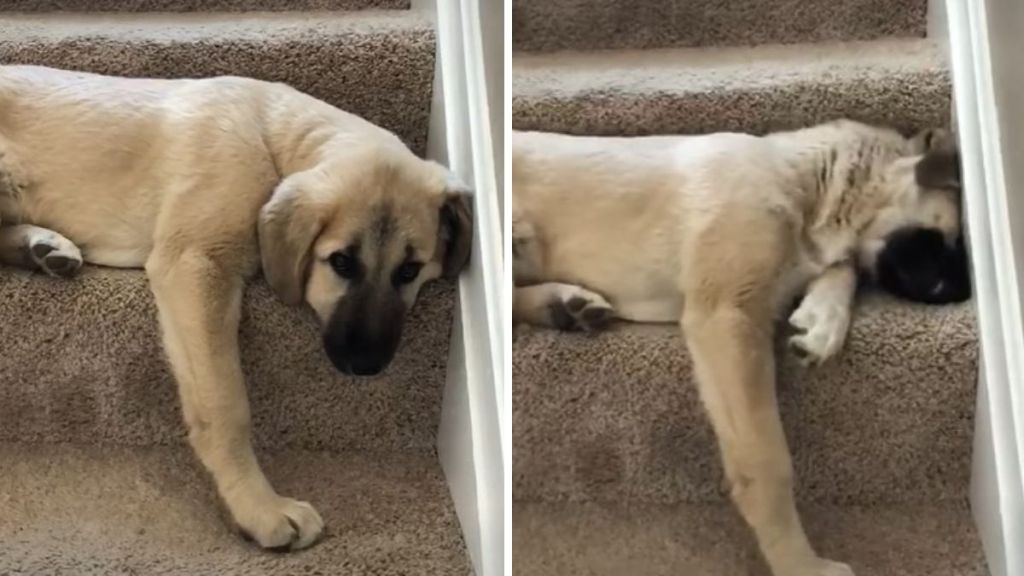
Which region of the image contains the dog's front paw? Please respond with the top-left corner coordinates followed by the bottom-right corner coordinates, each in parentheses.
top-left (234, 494), bottom-right (324, 551)
top-left (786, 299), bottom-right (849, 368)
top-left (27, 231), bottom-right (82, 278)
top-left (548, 286), bottom-right (616, 332)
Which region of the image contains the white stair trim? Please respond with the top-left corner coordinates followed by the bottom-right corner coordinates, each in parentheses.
top-left (946, 1), bottom-right (1024, 574)
top-left (415, 0), bottom-right (506, 575)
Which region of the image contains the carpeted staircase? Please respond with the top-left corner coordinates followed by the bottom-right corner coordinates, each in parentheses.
top-left (0, 3), bottom-right (472, 575)
top-left (512, 1), bottom-right (988, 575)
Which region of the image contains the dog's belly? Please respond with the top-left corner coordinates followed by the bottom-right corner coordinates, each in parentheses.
top-left (614, 297), bottom-right (683, 323)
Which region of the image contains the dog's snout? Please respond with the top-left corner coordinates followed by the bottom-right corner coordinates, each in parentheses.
top-left (322, 289), bottom-right (406, 377)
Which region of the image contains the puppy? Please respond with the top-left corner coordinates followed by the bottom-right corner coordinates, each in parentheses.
top-left (512, 119), bottom-right (967, 576)
top-left (0, 65), bottom-right (472, 550)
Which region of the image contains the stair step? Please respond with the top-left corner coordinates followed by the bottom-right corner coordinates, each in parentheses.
top-left (0, 442), bottom-right (470, 575)
top-left (2, 0), bottom-right (408, 11)
top-left (513, 293), bottom-right (977, 504)
top-left (513, 0), bottom-right (927, 52)
top-left (512, 38), bottom-right (949, 138)
top-left (0, 267), bottom-right (455, 452)
top-left (513, 500), bottom-right (986, 576)
top-left (0, 11), bottom-right (435, 154)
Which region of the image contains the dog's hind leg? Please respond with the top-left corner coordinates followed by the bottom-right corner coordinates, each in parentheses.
top-left (0, 224), bottom-right (83, 277)
top-left (682, 218), bottom-right (853, 576)
top-left (514, 282), bottom-right (616, 331)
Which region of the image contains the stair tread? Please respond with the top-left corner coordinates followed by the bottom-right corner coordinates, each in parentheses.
top-left (0, 10), bottom-right (429, 38)
top-left (0, 10), bottom-right (435, 154)
top-left (0, 442), bottom-right (470, 575)
top-left (513, 500), bottom-right (987, 576)
top-left (0, 266), bottom-right (455, 451)
top-left (512, 0), bottom-right (927, 53)
top-left (3, 0), bottom-right (408, 11)
top-left (512, 37), bottom-right (950, 136)
top-left (513, 292), bottom-right (977, 503)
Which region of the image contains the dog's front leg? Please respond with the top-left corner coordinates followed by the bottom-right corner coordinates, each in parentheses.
top-left (787, 263), bottom-right (857, 367)
top-left (146, 249), bottom-right (323, 551)
top-left (683, 301), bottom-right (853, 576)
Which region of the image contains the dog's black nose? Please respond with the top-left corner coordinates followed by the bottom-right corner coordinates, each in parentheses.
top-left (348, 357), bottom-right (386, 377)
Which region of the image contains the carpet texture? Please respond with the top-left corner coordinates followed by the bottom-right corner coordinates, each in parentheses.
top-left (511, 0), bottom-right (985, 574)
top-left (513, 501), bottom-right (987, 576)
top-left (0, 12), bottom-right (435, 154)
top-left (0, 268), bottom-right (455, 452)
top-left (3, 0), bottom-right (408, 10)
top-left (513, 38), bottom-right (951, 138)
top-left (513, 0), bottom-right (928, 53)
top-left (513, 294), bottom-right (977, 504)
top-left (0, 443), bottom-right (471, 575)
top-left (0, 4), bottom-right (470, 574)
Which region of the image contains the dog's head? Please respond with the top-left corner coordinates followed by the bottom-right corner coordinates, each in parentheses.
top-left (258, 145), bottom-right (473, 376)
top-left (859, 128), bottom-right (970, 304)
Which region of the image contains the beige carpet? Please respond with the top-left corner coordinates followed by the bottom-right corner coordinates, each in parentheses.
top-left (0, 11), bottom-right (435, 154)
top-left (0, 443), bottom-right (471, 575)
top-left (0, 2), bottom-right (469, 573)
top-left (512, 0), bottom-right (985, 574)
top-left (514, 294), bottom-right (977, 505)
top-left (0, 268), bottom-right (455, 451)
top-left (513, 0), bottom-right (928, 52)
top-left (513, 501), bottom-right (986, 576)
top-left (513, 38), bottom-right (950, 138)
top-left (7, 0), bottom-right (408, 10)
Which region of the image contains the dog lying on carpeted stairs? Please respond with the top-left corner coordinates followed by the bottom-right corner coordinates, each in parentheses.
top-left (512, 119), bottom-right (968, 576)
top-left (0, 64), bottom-right (472, 551)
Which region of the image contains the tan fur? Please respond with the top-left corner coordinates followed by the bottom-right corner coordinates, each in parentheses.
top-left (0, 65), bottom-right (472, 551)
top-left (512, 119), bottom-right (962, 576)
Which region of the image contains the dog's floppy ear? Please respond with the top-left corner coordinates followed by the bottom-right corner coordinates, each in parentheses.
top-left (914, 132), bottom-right (962, 192)
top-left (439, 173), bottom-right (474, 280)
top-left (258, 175), bottom-right (327, 305)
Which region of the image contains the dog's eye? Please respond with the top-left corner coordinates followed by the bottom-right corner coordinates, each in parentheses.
top-left (395, 262), bottom-right (423, 285)
top-left (329, 252), bottom-right (358, 279)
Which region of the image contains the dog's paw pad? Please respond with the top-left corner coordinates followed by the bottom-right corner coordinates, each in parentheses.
top-left (28, 233), bottom-right (82, 278)
top-left (548, 288), bottom-right (615, 332)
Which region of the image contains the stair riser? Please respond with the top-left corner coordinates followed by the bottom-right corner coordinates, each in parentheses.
top-left (0, 20), bottom-right (435, 155)
top-left (512, 71), bottom-right (951, 139)
top-left (513, 299), bottom-right (977, 504)
top-left (0, 272), bottom-right (455, 452)
top-left (513, 0), bottom-right (928, 52)
top-left (0, 0), bottom-right (408, 11)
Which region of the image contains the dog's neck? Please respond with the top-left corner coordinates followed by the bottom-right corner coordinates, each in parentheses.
top-left (776, 124), bottom-right (912, 231)
top-left (260, 90), bottom-right (408, 178)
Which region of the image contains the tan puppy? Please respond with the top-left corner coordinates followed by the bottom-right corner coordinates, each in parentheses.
top-left (0, 65), bottom-right (472, 550)
top-left (513, 119), bottom-right (967, 576)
